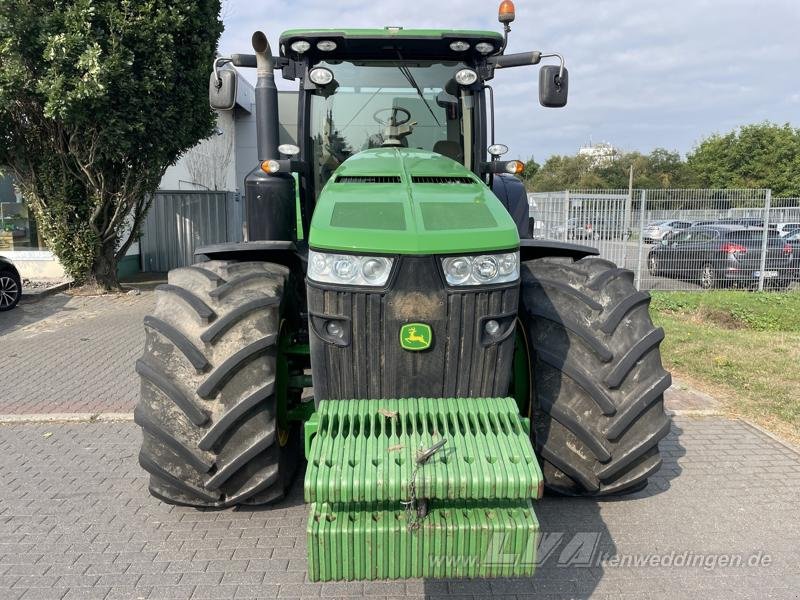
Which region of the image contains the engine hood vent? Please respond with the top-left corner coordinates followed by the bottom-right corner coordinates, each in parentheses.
top-left (336, 175), bottom-right (401, 184)
top-left (412, 176), bottom-right (476, 184)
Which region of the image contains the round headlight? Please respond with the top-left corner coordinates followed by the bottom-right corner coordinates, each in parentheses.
top-left (497, 253), bottom-right (517, 276)
top-left (309, 252), bottom-right (329, 277)
top-left (475, 42), bottom-right (495, 55)
top-left (325, 321), bottom-right (344, 338)
top-left (332, 256), bottom-right (358, 281)
top-left (473, 255), bottom-right (499, 282)
top-left (362, 257), bottom-right (390, 282)
top-left (316, 40), bottom-right (337, 51)
top-left (290, 40), bottom-right (311, 54)
top-left (449, 40), bottom-right (470, 52)
top-left (454, 68), bottom-right (478, 86)
top-left (309, 67), bottom-right (334, 86)
top-left (443, 257), bottom-right (471, 284)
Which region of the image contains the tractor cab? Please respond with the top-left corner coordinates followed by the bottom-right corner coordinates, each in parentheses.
top-left (279, 28), bottom-right (506, 193)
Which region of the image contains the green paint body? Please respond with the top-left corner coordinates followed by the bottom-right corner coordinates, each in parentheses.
top-left (308, 148), bottom-right (519, 255)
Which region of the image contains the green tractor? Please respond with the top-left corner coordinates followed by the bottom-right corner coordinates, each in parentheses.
top-left (135, 2), bottom-right (671, 581)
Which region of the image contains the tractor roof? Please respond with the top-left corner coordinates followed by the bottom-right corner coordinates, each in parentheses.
top-left (279, 28), bottom-right (503, 61)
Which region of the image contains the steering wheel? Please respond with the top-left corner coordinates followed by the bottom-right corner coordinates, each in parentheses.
top-left (373, 107), bottom-right (412, 127)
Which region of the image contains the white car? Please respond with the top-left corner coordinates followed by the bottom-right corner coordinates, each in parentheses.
top-left (642, 219), bottom-right (691, 243)
top-left (773, 222), bottom-right (800, 237)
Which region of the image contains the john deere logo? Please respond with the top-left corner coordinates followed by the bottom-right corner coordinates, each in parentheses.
top-left (400, 323), bottom-right (432, 351)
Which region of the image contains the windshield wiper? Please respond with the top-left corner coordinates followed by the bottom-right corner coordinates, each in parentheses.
top-left (395, 51), bottom-right (441, 127)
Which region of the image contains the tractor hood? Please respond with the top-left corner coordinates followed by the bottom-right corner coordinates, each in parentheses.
top-left (308, 148), bottom-right (520, 255)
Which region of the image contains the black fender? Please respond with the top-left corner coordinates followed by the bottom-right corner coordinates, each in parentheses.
top-left (194, 241), bottom-right (305, 272)
top-left (519, 239), bottom-right (600, 263)
top-left (491, 173), bottom-right (530, 238)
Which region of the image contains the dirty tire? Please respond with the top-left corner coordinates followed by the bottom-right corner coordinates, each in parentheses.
top-left (135, 260), bottom-right (300, 508)
top-left (520, 256), bottom-right (672, 496)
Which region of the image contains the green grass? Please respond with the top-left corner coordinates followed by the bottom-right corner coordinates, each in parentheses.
top-left (650, 290), bottom-right (800, 443)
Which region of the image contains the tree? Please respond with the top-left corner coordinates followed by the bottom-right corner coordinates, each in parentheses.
top-left (687, 122), bottom-right (800, 198)
top-left (0, 1), bottom-right (223, 289)
top-left (528, 147), bottom-right (697, 192)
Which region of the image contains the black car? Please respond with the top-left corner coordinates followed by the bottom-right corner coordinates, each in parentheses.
top-left (647, 225), bottom-right (793, 289)
top-left (784, 229), bottom-right (800, 280)
top-left (0, 255), bottom-right (22, 311)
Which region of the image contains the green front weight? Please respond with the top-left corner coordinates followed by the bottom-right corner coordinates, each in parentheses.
top-left (303, 397), bottom-right (543, 581)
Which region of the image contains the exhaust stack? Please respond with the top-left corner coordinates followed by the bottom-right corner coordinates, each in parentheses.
top-left (252, 31), bottom-right (279, 161)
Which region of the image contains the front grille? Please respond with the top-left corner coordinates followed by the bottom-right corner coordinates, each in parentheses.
top-left (411, 176), bottom-right (476, 184)
top-left (336, 175), bottom-right (401, 184)
top-left (307, 256), bottom-right (519, 401)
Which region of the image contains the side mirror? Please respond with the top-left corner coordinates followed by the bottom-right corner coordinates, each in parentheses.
top-left (539, 65), bottom-right (568, 108)
top-left (209, 69), bottom-right (237, 111)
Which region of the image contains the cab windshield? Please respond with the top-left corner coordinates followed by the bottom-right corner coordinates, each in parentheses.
top-left (309, 60), bottom-right (474, 194)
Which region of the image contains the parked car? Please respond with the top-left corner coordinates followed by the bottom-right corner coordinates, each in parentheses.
top-left (716, 217), bottom-right (765, 228)
top-left (647, 226), bottom-right (793, 289)
top-left (571, 215), bottom-right (628, 240)
top-left (0, 255), bottom-right (22, 311)
top-left (784, 229), bottom-right (800, 280)
top-left (642, 219), bottom-right (692, 243)
top-left (774, 222), bottom-right (800, 237)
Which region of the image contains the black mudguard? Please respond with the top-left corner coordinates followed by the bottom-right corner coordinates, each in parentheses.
top-left (519, 239), bottom-right (600, 262)
top-left (491, 173), bottom-right (530, 238)
top-left (194, 241), bottom-right (305, 272)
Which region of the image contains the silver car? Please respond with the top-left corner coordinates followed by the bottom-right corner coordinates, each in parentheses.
top-left (643, 219), bottom-right (691, 243)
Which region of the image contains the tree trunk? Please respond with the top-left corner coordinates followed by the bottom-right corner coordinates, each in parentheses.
top-left (85, 241), bottom-right (122, 292)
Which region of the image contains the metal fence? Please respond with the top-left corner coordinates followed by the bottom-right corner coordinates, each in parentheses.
top-left (140, 190), bottom-right (242, 272)
top-left (528, 189), bottom-right (800, 292)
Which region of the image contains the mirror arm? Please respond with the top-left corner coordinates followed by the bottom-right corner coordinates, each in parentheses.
top-left (540, 52), bottom-right (565, 79)
top-left (488, 51), bottom-right (542, 69)
top-left (212, 57), bottom-right (233, 87)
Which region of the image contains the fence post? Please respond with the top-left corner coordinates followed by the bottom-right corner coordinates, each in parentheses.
top-left (634, 190), bottom-right (647, 291)
top-left (562, 190), bottom-right (570, 242)
top-left (622, 181), bottom-right (633, 266)
top-left (758, 189), bottom-right (772, 291)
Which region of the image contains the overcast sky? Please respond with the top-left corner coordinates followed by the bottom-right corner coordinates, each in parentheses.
top-left (218, 0), bottom-right (800, 162)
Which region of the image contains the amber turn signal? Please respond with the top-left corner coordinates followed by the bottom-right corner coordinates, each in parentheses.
top-left (505, 160), bottom-right (524, 175)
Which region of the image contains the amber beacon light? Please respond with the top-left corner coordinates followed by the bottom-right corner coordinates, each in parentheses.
top-left (498, 0), bottom-right (516, 23)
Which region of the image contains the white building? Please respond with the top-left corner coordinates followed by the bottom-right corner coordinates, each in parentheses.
top-left (578, 141), bottom-right (617, 168)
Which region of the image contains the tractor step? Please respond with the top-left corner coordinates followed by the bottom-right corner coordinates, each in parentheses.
top-left (303, 397), bottom-right (543, 581)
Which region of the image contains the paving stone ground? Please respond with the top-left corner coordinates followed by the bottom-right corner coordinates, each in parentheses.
top-left (1, 292), bottom-right (799, 599)
top-left (0, 292), bottom-right (149, 414)
top-left (1, 418), bottom-right (798, 599)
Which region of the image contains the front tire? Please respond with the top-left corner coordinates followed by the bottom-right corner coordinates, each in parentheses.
top-left (135, 260), bottom-right (300, 508)
top-left (0, 268), bottom-right (21, 311)
top-left (520, 256), bottom-right (672, 496)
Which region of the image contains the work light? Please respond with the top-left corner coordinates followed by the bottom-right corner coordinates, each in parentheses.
top-left (290, 40), bottom-right (311, 53)
top-left (309, 67), bottom-right (334, 85)
top-left (455, 68), bottom-right (479, 86)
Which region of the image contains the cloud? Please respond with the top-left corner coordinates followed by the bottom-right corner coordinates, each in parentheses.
top-left (219, 0), bottom-right (800, 159)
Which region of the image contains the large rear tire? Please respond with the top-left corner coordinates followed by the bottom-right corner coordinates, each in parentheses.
top-left (135, 260), bottom-right (300, 508)
top-left (520, 256), bottom-right (672, 496)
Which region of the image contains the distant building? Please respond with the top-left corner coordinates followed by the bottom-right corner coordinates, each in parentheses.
top-left (578, 141), bottom-right (617, 168)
